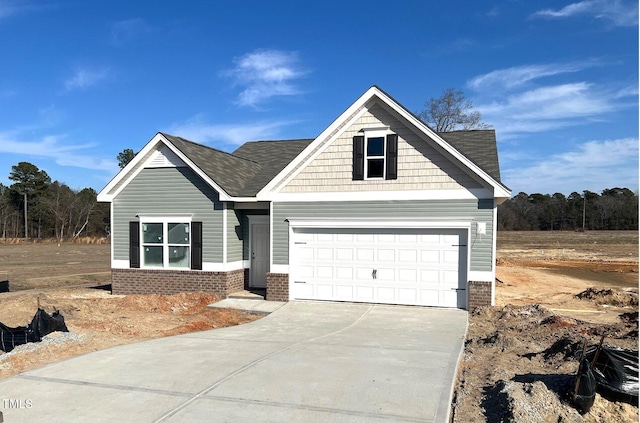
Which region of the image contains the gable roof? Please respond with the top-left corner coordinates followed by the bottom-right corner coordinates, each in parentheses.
top-left (98, 86), bottom-right (510, 203)
top-left (260, 85), bottom-right (511, 199)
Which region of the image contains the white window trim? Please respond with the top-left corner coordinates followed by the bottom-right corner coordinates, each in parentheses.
top-left (363, 128), bottom-right (388, 180)
top-left (139, 215), bottom-right (193, 269)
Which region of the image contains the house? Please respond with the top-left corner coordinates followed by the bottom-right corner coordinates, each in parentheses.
top-left (97, 86), bottom-right (511, 309)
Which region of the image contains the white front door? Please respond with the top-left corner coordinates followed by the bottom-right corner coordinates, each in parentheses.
top-left (250, 222), bottom-right (269, 288)
top-left (290, 228), bottom-right (468, 308)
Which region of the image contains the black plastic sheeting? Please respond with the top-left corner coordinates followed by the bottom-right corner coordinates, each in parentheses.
top-left (573, 357), bottom-right (598, 414)
top-left (0, 309), bottom-right (68, 353)
top-left (585, 345), bottom-right (639, 404)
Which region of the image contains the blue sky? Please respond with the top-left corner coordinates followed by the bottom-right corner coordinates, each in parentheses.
top-left (0, 0), bottom-right (637, 196)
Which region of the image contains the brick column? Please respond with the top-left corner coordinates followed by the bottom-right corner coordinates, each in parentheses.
top-left (266, 273), bottom-right (289, 302)
top-left (468, 280), bottom-right (492, 309)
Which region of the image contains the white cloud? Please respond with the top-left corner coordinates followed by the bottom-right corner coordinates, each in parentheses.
top-left (532, 0), bottom-right (638, 27)
top-left (110, 18), bottom-right (153, 45)
top-left (222, 49), bottom-right (308, 107)
top-left (167, 114), bottom-right (300, 145)
top-left (64, 68), bottom-right (109, 91)
top-left (468, 62), bottom-right (595, 91)
top-left (0, 131), bottom-right (118, 174)
top-left (469, 62), bottom-right (635, 139)
top-left (502, 138), bottom-right (639, 194)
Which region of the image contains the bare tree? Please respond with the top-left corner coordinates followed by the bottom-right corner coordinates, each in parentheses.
top-left (417, 88), bottom-right (489, 132)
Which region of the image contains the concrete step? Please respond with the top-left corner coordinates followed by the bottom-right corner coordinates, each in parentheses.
top-left (228, 290), bottom-right (265, 300)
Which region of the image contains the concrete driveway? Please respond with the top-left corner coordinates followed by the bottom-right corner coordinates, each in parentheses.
top-left (0, 301), bottom-right (467, 422)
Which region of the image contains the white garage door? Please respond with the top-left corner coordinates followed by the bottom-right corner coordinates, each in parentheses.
top-left (290, 228), bottom-right (468, 308)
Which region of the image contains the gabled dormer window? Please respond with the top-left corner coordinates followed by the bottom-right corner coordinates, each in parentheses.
top-left (353, 130), bottom-right (398, 181)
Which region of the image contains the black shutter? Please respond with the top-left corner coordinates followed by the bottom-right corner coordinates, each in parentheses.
top-left (129, 221), bottom-right (140, 268)
top-left (353, 135), bottom-right (365, 180)
top-left (191, 221), bottom-right (203, 270)
top-left (386, 134), bottom-right (398, 180)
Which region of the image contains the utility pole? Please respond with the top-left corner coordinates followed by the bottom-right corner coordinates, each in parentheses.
top-left (23, 191), bottom-right (28, 239)
top-left (582, 191), bottom-right (586, 232)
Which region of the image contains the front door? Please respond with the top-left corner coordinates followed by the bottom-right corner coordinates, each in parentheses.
top-left (250, 222), bottom-right (269, 288)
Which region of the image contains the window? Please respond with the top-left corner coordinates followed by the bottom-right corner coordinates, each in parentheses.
top-left (353, 132), bottom-right (398, 181)
top-left (137, 217), bottom-right (192, 269)
top-left (129, 219), bottom-right (202, 270)
top-left (366, 136), bottom-right (385, 179)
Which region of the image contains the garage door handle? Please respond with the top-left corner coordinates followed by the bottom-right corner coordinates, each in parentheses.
top-left (452, 244), bottom-right (467, 247)
top-left (294, 281), bottom-right (306, 284)
top-left (451, 288), bottom-right (466, 291)
top-left (372, 269), bottom-right (377, 279)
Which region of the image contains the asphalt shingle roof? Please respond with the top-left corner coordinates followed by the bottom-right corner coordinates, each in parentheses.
top-left (161, 128), bottom-right (503, 198)
top-left (437, 130), bottom-right (502, 182)
top-left (162, 133), bottom-right (312, 197)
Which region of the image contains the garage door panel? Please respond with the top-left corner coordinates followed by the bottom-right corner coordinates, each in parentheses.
top-left (291, 228), bottom-right (467, 308)
top-left (336, 248), bottom-right (353, 261)
top-left (377, 249), bottom-right (395, 262)
top-left (377, 287), bottom-right (395, 301)
top-left (355, 286), bottom-right (374, 300)
top-left (316, 266), bottom-right (333, 278)
top-left (335, 285), bottom-right (354, 298)
top-left (336, 267), bottom-right (353, 279)
top-left (355, 233), bottom-right (374, 242)
top-left (316, 248), bottom-right (333, 260)
top-left (398, 288), bottom-right (417, 302)
top-left (398, 249), bottom-right (418, 262)
top-left (399, 268), bottom-right (417, 282)
top-left (421, 250), bottom-right (440, 263)
top-left (357, 248), bottom-right (374, 261)
top-left (317, 284), bottom-right (334, 298)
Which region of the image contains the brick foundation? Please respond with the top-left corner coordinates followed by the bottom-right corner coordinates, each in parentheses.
top-left (266, 273), bottom-right (289, 301)
top-left (111, 268), bottom-right (245, 298)
top-left (468, 280), bottom-right (493, 309)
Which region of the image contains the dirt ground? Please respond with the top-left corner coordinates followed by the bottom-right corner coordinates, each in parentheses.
top-left (0, 232), bottom-right (638, 422)
top-left (0, 241), bottom-right (263, 380)
top-left (452, 231), bottom-right (639, 422)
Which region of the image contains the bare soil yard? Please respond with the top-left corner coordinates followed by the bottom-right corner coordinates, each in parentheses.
top-left (0, 232), bottom-right (638, 422)
top-left (453, 231), bottom-right (638, 422)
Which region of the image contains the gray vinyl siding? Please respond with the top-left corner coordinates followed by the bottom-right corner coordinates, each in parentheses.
top-left (272, 200), bottom-right (495, 271)
top-left (240, 209), bottom-right (269, 260)
top-left (226, 205), bottom-right (243, 263)
top-left (113, 167), bottom-right (223, 263)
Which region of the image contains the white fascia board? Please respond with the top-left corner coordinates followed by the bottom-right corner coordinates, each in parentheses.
top-left (468, 271), bottom-right (495, 283)
top-left (98, 133), bottom-right (233, 202)
top-left (112, 260), bottom-right (245, 272)
top-left (366, 88), bottom-right (511, 197)
top-left (256, 88), bottom-right (379, 198)
top-left (268, 188), bottom-right (493, 203)
top-left (287, 219), bottom-right (472, 230)
top-left (97, 132), bottom-right (167, 202)
top-left (271, 264), bottom-right (290, 274)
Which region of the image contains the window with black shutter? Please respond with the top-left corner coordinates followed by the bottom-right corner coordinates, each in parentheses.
top-left (353, 132), bottom-right (398, 180)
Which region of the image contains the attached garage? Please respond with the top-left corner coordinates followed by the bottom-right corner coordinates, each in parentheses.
top-left (289, 225), bottom-right (469, 308)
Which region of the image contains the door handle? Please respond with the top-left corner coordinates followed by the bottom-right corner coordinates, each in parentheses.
top-left (372, 269), bottom-right (377, 279)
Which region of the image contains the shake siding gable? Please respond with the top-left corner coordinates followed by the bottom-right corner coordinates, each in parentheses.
top-left (112, 167), bottom-right (224, 264)
top-left (280, 102), bottom-right (482, 193)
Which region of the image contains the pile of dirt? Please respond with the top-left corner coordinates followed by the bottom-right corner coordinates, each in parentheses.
top-left (0, 289), bottom-right (262, 380)
top-left (576, 288), bottom-right (639, 307)
top-left (452, 304), bottom-right (638, 422)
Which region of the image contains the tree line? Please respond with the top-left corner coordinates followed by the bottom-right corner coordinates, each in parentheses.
top-left (0, 162), bottom-right (109, 240)
top-left (498, 188), bottom-right (639, 231)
